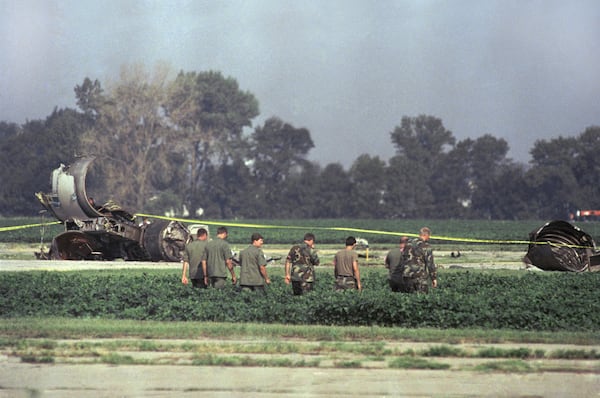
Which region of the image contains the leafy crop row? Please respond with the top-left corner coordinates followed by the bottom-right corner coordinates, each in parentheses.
top-left (1, 269), bottom-right (598, 331)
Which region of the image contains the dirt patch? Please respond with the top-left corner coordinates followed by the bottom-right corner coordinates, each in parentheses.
top-left (1, 362), bottom-right (598, 397)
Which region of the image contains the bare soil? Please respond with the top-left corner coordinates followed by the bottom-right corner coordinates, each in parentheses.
top-left (0, 361), bottom-right (598, 398)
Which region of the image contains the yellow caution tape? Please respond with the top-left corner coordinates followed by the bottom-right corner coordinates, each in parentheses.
top-left (0, 221), bottom-right (61, 232)
top-left (135, 214), bottom-right (590, 248)
top-left (0, 215), bottom-right (591, 249)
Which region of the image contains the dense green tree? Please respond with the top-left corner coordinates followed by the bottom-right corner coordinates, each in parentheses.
top-left (527, 128), bottom-right (600, 219)
top-left (74, 78), bottom-right (105, 120)
top-left (387, 115), bottom-right (455, 218)
top-left (73, 67), bottom-right (259, 215)
top-left (4, 67), bottom-right (600, 222)
top-left (313, 163), bottom-right (352, 218)
top-left (278, 161), bottom-right (322, 218)
top-left (201, 159), bottom-right (257, 219)
top-left (0, 108), bottom-right (89, 215)
top-left (570, 126), bottom-right (600, 210)
top-left (0, 121), bottom-right (20, 214)
top-left (0, 121), bottom-right (20, 139)
top-left (466, 135), bottom-right (512, 219)
top-left (74, 64), bottom-right (173, 210)
top-left (428, 140), bottom-right (472, 218)
top-left (166, 70), bottom-right (259, 214)
top-left (384, 154), bottom-right (434, 218)
top-left (249, 117), bottom-right (315, 217)
top-left (349, 154), bottom-right (387, 218)
top-left (390, 115), bottom-right (455, 163)
top-left (488, 163), bottom-right (531, 220)
top-left (140, 149), bottom-right (189, 215)
top-left (525, 165), bottom-right (578, 219)
top-left (142, 190), bottom-right (183, 217)
top-left (527, 136), bottom-right (579, 218)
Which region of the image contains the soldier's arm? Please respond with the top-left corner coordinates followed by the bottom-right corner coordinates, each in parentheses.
top-left (181, 248), bottom-right (190, 284)
top-left (353, 259), bottom-right (361, 291)
top-left (226, 258), bottom-right (236, 284)
top-left (284, 259), bottom-right (291, 284)
top-left (260, 265), bottom-right (270, 284)
top-left (181, 261), bottom-right (189, 285)
top-left (331, 255), bottom-right (336, 277)
top-left (202, 259), bottom-right (208, 285)
top-left (311, 251), bottom-right (320, 266)
top-left (425, 249), bottom-right (437, 287)
top-left (284, 247), bottom-right (295, 283)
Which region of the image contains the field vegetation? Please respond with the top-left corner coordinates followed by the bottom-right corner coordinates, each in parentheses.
top-left (1, 318), bottom-right (598, 372)
top-left (1, 218), bottom-right (599, 375)
top-left (1, 268), bottom-right (598, 331)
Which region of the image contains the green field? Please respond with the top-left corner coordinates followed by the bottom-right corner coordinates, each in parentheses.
top-left (3, 216), bottom-right (600, 246)
top-left (1, 267), bottom-right (598, 331)
top-left (2, 217), bottom-right (599, 377)
top-left (1, 267), bottom-right (598, 374)
top-left (2, 317), bottom-right (598, 373)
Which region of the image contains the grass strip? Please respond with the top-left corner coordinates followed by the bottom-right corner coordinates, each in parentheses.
top-left (1, 317), bottom-right (599, 345)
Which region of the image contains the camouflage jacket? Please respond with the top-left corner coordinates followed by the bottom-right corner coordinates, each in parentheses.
top-left (287, 242), bottom-right (320, 283)
top-left (402, 238), bottom-right (437, 280)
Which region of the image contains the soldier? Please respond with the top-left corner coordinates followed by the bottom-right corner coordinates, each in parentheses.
top-left (181, 228), bottom-right (209, 288)
top-left (203, 226), bottom-right (236, 289)
top-left (384, 236), bottom-right (409, 292)
top-left (333, 236), bottom-right (362, 291)
top-left (284, 233), bottom-right (320, 295)
top-left (238, 233), bottom-right (271, 294)
top-left (400, 227), bottom-right (438, 293)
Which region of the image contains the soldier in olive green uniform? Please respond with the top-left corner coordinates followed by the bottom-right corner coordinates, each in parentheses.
top-left (384, 236), bottom-right (409, 292)
top-left (181, 228), bottom-right (209, 288)
top-left (284, 233), bottom-right (320, 295)
top-left (333, 236), bottom-right (362, 291)
top-left (400, 227), bottom-right (438, 293)
top-left (238, 233), bottom-right (270, 294)
top-left (203, 226), bottom-right (236, 289)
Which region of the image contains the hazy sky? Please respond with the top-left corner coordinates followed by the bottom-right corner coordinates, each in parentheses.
top-left (2, 0), bottom-right (599, 167)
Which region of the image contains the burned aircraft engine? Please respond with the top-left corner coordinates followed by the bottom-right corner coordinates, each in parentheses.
top-left (524, 220), bottom-right (600, 272)
top-left (36, 157), bottom-right (188, 261)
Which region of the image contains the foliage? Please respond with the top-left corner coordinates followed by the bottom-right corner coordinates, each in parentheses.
top-left (349, 155), bottom-right (387, 218)
top-left (166, 70), bottom-right (259, 216)
top-left (77, 64), bottom-right (176, 210)
top-left (0, 108), bottom-right (90, 215)
top-left (1, 62), bottom-right (600, 219)
top-left (1, 317), bottom-right (597, 344)
top-left (0, 268), bottom-right (598, 331)
top-left (249, 117), bottom-right (315, 218)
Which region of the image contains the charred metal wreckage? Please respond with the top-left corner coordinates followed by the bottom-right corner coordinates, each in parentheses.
top-left (36, 157), bottom-right (189, 261)
top-left (524, 220), bottom-right (600, 272)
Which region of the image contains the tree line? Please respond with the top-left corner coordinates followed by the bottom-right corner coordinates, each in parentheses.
top-left (1, 64), bottom-right (599, 220)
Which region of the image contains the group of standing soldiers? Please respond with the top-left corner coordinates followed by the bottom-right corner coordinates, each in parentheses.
top-left (181, 226), bottom-right (437, 294)
top-left (384, 227), bottom-right (438, 293)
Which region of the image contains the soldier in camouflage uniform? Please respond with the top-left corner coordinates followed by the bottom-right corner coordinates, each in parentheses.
top-left (400, 227), bottom-right (438, 293)
top-left (284, 233), bottom-right (320, 295)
